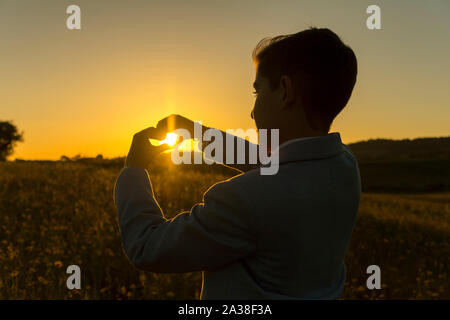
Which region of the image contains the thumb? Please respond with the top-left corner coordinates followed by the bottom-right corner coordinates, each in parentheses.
top-left (156, 135), bottom-right (184, 152)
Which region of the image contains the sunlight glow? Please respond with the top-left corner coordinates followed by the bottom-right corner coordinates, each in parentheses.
top-left (159, 132), bottom-right (178, 147)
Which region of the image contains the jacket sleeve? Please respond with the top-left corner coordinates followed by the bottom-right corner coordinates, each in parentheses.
top-left (114, 166), bottom-right (256, 273)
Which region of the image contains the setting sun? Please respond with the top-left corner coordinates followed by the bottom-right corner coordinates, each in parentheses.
top-left (159, 133), bottom-right (178, 147)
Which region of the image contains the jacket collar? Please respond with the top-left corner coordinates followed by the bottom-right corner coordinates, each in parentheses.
top-left (275, 132), bottom-right (344, 164)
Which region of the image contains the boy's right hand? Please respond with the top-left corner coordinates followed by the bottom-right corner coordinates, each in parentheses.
top-left (156, 114), bottom-right (209, 140)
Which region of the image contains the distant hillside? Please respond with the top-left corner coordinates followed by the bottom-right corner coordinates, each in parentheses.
top-left (14, 136), bottom-right (450, 193)
top-left (348, 137), bottom-right (450, 193)
top-left (348, 137), bottom-right (450, 162)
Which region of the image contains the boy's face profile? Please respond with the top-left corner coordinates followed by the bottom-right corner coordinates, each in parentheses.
top-left (251, 68), bottom-right (283, 131)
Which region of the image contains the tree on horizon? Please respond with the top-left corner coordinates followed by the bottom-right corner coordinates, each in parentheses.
top-left (0, 121), bottom-right (24, 161)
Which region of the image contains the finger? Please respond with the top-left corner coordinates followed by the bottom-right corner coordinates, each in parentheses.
top-left (155, 115), bottom-right (186, 140)
top-left (158, 135), bottom-right (184, 147)
top-left (155, 135), bottom-right (184, 152)
top-left (152, 127), bottom-right (171, 140)
top-left (134, 127), bottom-right (165, 140)
top-left (154, 144), bottom-right (173, 154)
top-left (134, 127), bottom-right (156, 138)
top-left (157, 114), bottom-right (196, 138)
top-left (174, 135), bottom-right (184, 145)
top-left (156, 114), bottom-right (178, 132)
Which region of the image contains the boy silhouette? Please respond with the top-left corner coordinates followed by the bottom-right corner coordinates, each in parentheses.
top-left (114, 27), bottom-right (360, 299)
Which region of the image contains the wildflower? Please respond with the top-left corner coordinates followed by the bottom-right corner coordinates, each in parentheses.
top-left (9, 271), bottom-right (19, 277)
top-left (38, 276), bottom-right (49, 285)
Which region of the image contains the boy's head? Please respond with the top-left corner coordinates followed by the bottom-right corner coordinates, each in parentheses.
top-left (251, 27), bottom-right (357, 134)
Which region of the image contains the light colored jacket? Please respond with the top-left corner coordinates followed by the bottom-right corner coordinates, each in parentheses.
top-left (114, 132), bottom-right (361, 299)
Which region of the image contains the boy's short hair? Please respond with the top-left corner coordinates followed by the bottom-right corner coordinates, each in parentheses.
top-left (253, 28), bottom-right (357, 131)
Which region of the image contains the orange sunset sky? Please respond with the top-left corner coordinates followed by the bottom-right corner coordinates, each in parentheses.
top-left (1, 0), bottom-right (449, 160)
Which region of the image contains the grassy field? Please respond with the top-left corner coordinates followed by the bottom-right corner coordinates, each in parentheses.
top-left (0, 161), bottom-right (448, 299)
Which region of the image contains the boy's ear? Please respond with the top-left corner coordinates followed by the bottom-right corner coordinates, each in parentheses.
top-left (279, 75), bottom-right (295, 109)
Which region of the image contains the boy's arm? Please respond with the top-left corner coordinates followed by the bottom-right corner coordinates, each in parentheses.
top-left (201, 128), bottom-right (261, 173)
top-left (156, 114), bottom-right (261, 173)
top-left (114, 166), bottom-right (256, 273)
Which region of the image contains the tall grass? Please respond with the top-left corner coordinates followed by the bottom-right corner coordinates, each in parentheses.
top-left (0, 162), bottom-right (448, 299)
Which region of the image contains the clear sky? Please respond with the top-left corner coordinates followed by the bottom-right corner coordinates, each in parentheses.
top-left (1, 0), bottom-right (449, 160)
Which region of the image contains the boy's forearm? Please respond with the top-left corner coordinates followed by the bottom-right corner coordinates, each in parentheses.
top-left (200, 127), bottom-right (260, 172)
